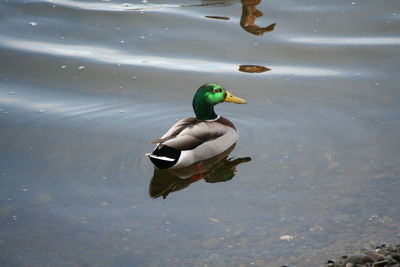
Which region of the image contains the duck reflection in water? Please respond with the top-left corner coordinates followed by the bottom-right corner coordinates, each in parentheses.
top-left (149, 144), bottom-right (251, 199)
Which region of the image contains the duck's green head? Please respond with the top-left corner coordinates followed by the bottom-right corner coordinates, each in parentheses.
top-left (192, 83), bottom-right (246, 120)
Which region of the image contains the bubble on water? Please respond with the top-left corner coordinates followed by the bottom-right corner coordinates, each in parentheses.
top-left (120, 40), bottom-right (125, 44)
top-left (60, 36), bottom-right (65, 40)
top-left (125, 228), bottom-right (131, 232)
top-left (373, 82), bottom-right (379, 87)
top-left (139, 35), bottom-right (145, 39)
top-left (8, 91), bottom-right (15, 95)
top-left (119, 110), bottom-right (125, 113)
top-left (351, 1), bottom-right (356, 5)
top-left (209, 218), bottom-right (219, 223)
top-left (60, 65), bottom-right (67, 69)
top-left (142, 0), bottom-right (148, 2)
top-left (78, 65), bottom-right (85, 70)
top-left (280, 235), bottom-right (294, 241)
top-left (165, 27), bottom-right (169, 31)
top-left (37, 109), bottom-right (46, 113)
top-left (21, 188), bottom-right (29, 192)
top-left (253, 42), bottom-right (258, 46)
top-left (29, 22), bottom-right (37, 27)
top-left (131, 76), bottom-right (137, 79)
top-left (116, 27), bottom-right (120, 31)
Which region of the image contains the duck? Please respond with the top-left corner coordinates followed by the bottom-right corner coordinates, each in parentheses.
top-left (146, 83), bottom-right (247, 169)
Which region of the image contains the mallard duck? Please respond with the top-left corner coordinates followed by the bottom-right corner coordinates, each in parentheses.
top-left (146, 83), bottom-right (246, 169)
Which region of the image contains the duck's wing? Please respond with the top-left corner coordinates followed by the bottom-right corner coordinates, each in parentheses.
top-left (151, 118), bottom-right (227, 151)
top-left (150, 117), bottom-right (198, 144)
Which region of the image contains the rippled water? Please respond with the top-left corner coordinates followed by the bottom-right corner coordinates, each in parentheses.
top-left (1, 0), bottom-right (400, 266)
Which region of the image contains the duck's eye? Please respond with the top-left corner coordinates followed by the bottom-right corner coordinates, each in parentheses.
top-left (215, 88), bottom-right (222, 93)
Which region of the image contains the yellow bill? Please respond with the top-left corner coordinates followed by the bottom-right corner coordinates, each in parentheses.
top-left (224, 90), bottom-right (247, 104)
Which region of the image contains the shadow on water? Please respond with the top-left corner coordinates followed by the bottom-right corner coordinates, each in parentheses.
top-left (149, 144), bottom-right (251, 199)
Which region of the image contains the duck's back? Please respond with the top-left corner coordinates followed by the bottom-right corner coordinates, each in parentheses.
top-left (148, 116), bottom-right (238, 169)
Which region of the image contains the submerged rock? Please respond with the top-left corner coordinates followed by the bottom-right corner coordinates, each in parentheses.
top-left (341, 254), bottom-right (374, 266)
top-left (326, 243), bottom-right (400, 267)
top-left (201, 238), bottom-right (222, 250)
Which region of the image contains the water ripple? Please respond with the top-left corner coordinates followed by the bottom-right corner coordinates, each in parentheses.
top-left (41, 0), bottom-right (231, 13)
top-left (289, 36), bottom-right (400, 46)
top-left (0, 36), bottom-right (341, 76)
top-left (45, 0), bottom-right (158, 12)
top-left (0, 85), bottom-right (188, 129)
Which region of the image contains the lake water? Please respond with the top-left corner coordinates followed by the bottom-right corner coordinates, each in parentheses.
top-left (1, 0), bottom-right (400, 266)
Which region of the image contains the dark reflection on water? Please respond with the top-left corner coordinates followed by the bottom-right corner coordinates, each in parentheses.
top-left (239, 64), bottom-right (270, 73)
top-left (180, 0), bottom-right (233, 8)
top-left (149, 144), bottom-right (251, 199)
top-left (241, 0), bottom-right (276, 35)
top-left (205, 15), bottom-right (231, 20)
top-left (205, 0), bottom-right (275, 72)
top-left (204, 0), bottom-right (277, 36)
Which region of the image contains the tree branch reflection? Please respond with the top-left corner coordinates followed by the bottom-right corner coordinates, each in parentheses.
top-left (240, 0), bottom-right (276, 35)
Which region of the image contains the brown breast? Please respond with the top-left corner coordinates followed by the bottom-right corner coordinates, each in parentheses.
top-left (217, 116), bottom-right (237, 131)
